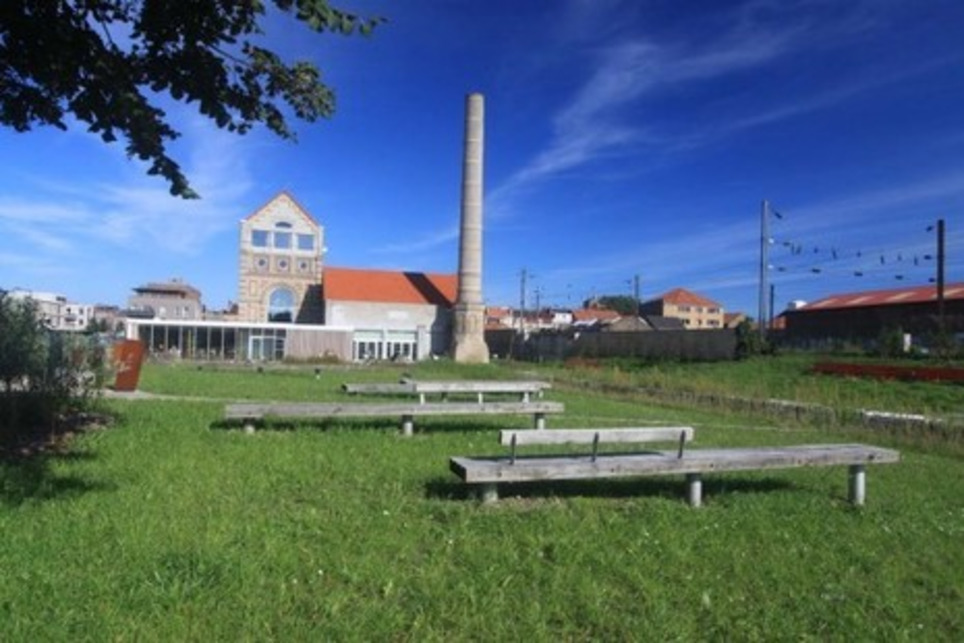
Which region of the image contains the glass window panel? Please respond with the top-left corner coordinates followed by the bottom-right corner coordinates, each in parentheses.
top-left (252, 229), bottom-right (269, 247)
top-left (297, 234), bottom-right (314, 251)
top-left (274, 232), bottom-right (292, 249)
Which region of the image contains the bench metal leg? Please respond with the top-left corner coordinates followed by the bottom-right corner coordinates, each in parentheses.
top-left (849, 464), bottom-right (866, 506)
top-left (534, 413), bottom-right (546, 430)
top-left (478, 483), bottom-right (499, 503)
top-left (686, 473), bottom-right (703, 507)
top-left (401, 415), bottom-right (415, 437)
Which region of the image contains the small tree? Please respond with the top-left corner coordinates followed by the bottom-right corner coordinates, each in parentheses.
top-left (590, 295), bottom-right (639, 316)
top-left (735, 319), bottom-right (767, 359)
top-left (0, 292), bottom-right (106, 448)
top-left (0, 293), bottom-right (46, 392)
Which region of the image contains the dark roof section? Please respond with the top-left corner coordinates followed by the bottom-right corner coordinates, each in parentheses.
top-left (644, 315), bottom-right (687, 330)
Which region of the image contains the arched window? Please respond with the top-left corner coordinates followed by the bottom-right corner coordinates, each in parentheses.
top-left (267, 287), bottom-right (296, 323)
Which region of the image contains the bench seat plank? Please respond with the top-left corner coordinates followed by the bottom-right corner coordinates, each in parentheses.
top-left (341, 383), bottom-right (416, 395)
top-left (224, 400), bottom-right (565, 435)
top-left (407, 380), bottom-right (551, 394)
top-left (500, 427), bottom-right (693, 446)
top-left (451, 444), bottom-right (898, 483)
top-left (450, 444), bottom-right (900, 506)
top-left (226, 400), bottom-right (564, 420)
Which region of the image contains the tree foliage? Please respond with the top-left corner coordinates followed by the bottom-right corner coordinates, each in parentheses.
top-left (586, 295), bottom-right (640, 316)
top-left (0, 292), bottom-right (106, 447)
top-left (0, 1), bottom-right (381, 197)
top-left (0, 293), bottom-right (45, 393)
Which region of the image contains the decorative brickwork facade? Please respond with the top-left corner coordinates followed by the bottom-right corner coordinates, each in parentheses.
top-left (238, 192), bottom-right (324, 323)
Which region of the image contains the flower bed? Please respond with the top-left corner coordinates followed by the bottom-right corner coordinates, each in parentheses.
top-left (812, 362), bottom-right (964, 383)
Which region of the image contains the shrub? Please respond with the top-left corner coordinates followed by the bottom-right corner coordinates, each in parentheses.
top-left (0, 293), bottom-right (106, 450)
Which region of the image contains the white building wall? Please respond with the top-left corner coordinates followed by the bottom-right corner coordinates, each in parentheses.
top-left (325, 300), bottom-right (453, 358)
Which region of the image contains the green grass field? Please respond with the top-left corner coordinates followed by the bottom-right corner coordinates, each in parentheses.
top-left (1, 359), bottom-right (961, 640)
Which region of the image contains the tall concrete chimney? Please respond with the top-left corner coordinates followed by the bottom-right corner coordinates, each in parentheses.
top-left (452, 92), bottom-right (490, 363)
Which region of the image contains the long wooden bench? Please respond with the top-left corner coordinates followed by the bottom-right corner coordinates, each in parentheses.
top-left (342, 379), bottom-right (551, 404)
top-left (450, 428), bottom-right (900, 506)
top-left (224, 400), bottom-right (565, 436)
top-left (341, 382), bottom-right (415, 395)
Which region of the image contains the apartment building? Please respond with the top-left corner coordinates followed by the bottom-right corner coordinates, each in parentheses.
top-left (639, 288), bottom-right (724, 329)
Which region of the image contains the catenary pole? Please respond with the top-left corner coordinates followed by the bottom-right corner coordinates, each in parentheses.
top-left (758, 200), bottom-right (770, 339)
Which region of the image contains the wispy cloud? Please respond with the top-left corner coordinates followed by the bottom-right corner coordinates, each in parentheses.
top-left (0, 114), bottom-right (255, 261)
top-left (778, 170), bottom-right (964, 234)
top-left (528, 166), bottom-right (964, 309)
top-left (373, 225), bottom-right (459, 254)
top-left (489, 16), bottom-right (801, 217)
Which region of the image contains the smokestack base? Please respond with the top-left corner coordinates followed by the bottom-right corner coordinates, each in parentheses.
top-left (452, 303), bottom-right (489, 363)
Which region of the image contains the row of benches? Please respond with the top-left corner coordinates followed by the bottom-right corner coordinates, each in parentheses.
top-left (222, 379), bottom-right (900, 507)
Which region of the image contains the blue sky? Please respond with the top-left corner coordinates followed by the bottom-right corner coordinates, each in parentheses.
top-left (1, 0), bottom-right (962, 318)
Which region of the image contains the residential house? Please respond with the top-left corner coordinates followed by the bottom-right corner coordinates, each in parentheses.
top-left (7, 289), bottom-right (67, 328)
top-left (571, 307), bottom-right (622, 330)
top-left (128, 279), bottom-right (203, 320)
top-left (639, 288), bottom-right (724, 329)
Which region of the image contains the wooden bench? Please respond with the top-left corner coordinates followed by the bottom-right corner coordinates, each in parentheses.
top-left (341, 382), bottom-right (415, 395)
top-left (224, 400), bottom-right (565, 436)
top-left (342, 379), bottom-right (551, 404)
top-left (450, 429), bottom-right (899, 506)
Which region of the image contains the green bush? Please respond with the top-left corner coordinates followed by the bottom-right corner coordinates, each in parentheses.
top-left (0, 293), bottom-right (106, 449)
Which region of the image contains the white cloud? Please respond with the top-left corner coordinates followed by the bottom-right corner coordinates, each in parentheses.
top-left (491, 17), bottom-right (801, 215)
top-left (374, 225), bottom-right (459, 254)
top-left (0, 199), bottom-right (92, 225)
top-left (1, 114), bottom-right (255, 258)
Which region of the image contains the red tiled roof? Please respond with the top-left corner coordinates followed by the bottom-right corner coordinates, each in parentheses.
top-left (656, 288), bottom-right (722, 308)
top-left (323, 267), bottom-right (457, 306)
top-left (800, 282), bottom-right (964, 311)
top-left (486, 306), bottom-right (512, 318)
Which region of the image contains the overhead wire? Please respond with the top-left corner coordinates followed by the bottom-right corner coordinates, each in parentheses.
top-left (766, 206), bottom-right (952, 287)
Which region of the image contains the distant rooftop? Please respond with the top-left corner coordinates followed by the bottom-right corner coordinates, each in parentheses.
top-left (132, 280), bottom-right (201, 298)
top-left (322, 267), bottom-right (457, 306)
top-left (798, 282), bottom-right (964, 312)
top-left (646, 288), bottom-right (722, 309)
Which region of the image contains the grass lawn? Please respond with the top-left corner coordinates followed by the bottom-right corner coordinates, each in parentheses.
top-left (1, 359), bottom-right (962, 640)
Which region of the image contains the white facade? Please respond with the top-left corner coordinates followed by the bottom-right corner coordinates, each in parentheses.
top-left (62, 303), bottom-right (95, 331)
top-left (325, 300), bottom-right (451, 360)
top-left (8, 289), bottom-right (95, 331)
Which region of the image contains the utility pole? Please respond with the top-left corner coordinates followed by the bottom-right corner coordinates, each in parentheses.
top-left (633, 274), bottom-right (641, 316)
top-left (937, 218), bottom-right (946, 339)
top-left (518, 268), bottom-right (527, 334)
top-left (758, 199), bottom-right (770, 340)
top-left (769, 283), bottom-right (775, 331)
